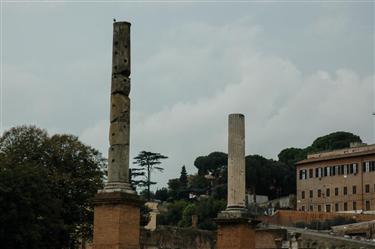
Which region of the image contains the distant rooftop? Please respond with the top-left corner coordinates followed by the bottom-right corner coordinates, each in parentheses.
top-left (296, 143), bottom-right (375, 166)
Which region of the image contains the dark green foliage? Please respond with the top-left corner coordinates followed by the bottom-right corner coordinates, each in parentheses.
top-left (158, 200), bottom-right (188, 226)
top-left (178, 203), bottom-right (196, 227)
top-left (195, 197), bottom-right (226, 230)
top-left (167, 178), bottom-right (183, 201)
top-left (178, 166), bottom-right (189, 200)
top-left (155, 187), bottom-right (169, 202)
top-left (194, 152), bottom-right (227, 176)
top-left (139, 189), bottom-right (155, 200)
top-left (180, 166), bottom-right (188, 187)
top-left (278, 132), bottom-right (362, 167)
top-left (193, 152), bottom-right (227, 199)
top-left (0, 126), bottom-right (105, 249)
top-left (158, 197), bottom-right (226, 230)
top-left (308, 131), bottom-right (362, 153)
top-left (246, 155), bottom-right (295, 199)
top-left (0, 164), bottom-right (66, 249)
top-left (132, 151), bottom-right (168, 201)
top-left (278, 147), bottom-right (307, 166)
top-left (188, 174), bottom-right (209, 196)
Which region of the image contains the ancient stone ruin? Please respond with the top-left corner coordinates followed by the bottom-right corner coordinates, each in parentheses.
top-left (92, 21), bottom-right (143, 249)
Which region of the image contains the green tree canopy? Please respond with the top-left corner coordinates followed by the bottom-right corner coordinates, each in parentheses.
top-left (194, 151), bottom-right (227, 176)
top-left (155, 187), bottom-right (169, 202)
top-left (0, 126), bottom-right (105, 249)
top-left (278, 147), bottom-right (307, 166)
top-left (132, 151), bottom-right (168, 201)
top-left (308, 131), bottom-right (362, 153)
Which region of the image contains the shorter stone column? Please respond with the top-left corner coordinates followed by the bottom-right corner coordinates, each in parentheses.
top-left (216, 113), bottom-right (258, 249)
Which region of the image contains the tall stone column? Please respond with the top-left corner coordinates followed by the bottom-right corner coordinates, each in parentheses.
top-left (104, 21), bottom-right (134, 193)
top-left (227, 113), bottom-right (246, 210)
top-left (93, 21), bottom-right (142, 249)
top-left (216, 113), bottom-right (258, 249)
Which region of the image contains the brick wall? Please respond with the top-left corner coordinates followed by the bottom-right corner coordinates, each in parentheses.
top-left (259, 210), bottom-right (375, 227)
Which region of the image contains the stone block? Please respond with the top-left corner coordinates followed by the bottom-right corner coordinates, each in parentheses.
top-left (216, 221), bottom-right (255, 249)
top-left (109, 121), bottom-right (129, 146)
top-left (112, 22), bottom-right (131, 76)
top-left (110, 94), bottom-right (130, 123)
top-left (93, 192), bottom-right (142, 249)
top-left (107, 144), bottom-right (129, 183)
top-left (111, 75), bottom-right (130, 96)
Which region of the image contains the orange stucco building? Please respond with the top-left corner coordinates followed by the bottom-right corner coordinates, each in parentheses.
top-left (296, 144), bottom-right (375, 213)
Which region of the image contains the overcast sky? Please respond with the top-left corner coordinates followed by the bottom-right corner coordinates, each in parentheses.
top-left (2, 2), bottom-right (374, 189)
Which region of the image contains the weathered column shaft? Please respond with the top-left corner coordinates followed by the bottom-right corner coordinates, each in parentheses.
top-left (227, 113), bottom-right (246, 209)
top-left (105, 22), bottom-right (133, 192)
top-left (93, 21), bottom-right (141, 249)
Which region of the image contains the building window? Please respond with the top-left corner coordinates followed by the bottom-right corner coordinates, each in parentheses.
top-left (318, 189), bottom-right (321, 197)
top-left (344, 164), bottom-right (348, 175)
top-left (353, 201), bottom-right (357, 211)
top-left (331, 166), bottom-right (336, 176)
top-left (352, 185), bottom-right (357, 194)
top-left (326, 188), bottom-right (330, 197)
top-left (315, 168), bottom-right (319, 177)
top-left (363, 161), bottom-right (375, 172)
top-left (335, 203), bottom-right (339, 212)
top-left (344, 202), bottom-right (348, 211)
top-left (365, 201), bottom-right (370, 211)
top-left (301, 206), bottom-right (305, 211)
top-left (299, 169), bottom-right (307, 180)
top-left (318, 205), bottom-right (322, 212)
top-left (343, 186), bottom-right (348, 195)
top-left (365, 184), bottom-right (370, 193)
top-left (310, 205), bottom-right (313, 211)
top-left (302, 191), bottom-right (305, 199)
top-left (353, 164), bottom-right (358, 174)
top-left (326, 204), bottom-right (331, 212)
top-left (309, 190), bottom-right (313, 198)
top-left (324, 167), bottom-right (328, 177)
top-left (335, 188), bottom-right (339, 196)
top-left (349, 164), bottom-right (354, 174)
top-left (340, 165), bottom-right (345, 175)
top-left (309, 169), bottom-right (313, 178)
top-left (316, 168), bottom-right (322, 178)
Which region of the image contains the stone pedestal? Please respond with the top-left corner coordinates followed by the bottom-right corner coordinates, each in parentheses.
top-left (216, 217), bottom-right (258, 249)
top-left (93, 192), bottom-right (143, 249)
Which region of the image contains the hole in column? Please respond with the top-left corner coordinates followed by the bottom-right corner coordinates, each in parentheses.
top-left (111, 147), bottom-right (114, 151)
top-left (124, 59), bottom-right (127, 63)
top-left (112, 104), bottom-right (115, 107)
top-left (112, 159), bottom-right (115, 162)
top-left (114, 51), bottom-right (118, 55)
top-left (114, 41), bottom-right (118, 46)
top-left (112, 133), bottom-right (115, 136)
